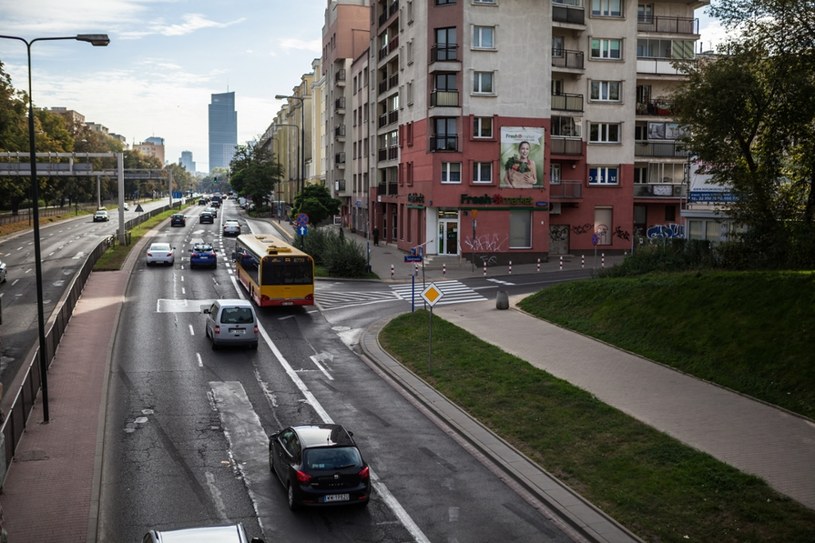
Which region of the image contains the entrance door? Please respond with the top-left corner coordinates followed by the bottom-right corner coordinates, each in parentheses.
top-left (549, 224), bottom-right (569, 255)
top-left (438, 219), bottom-right (458, 255)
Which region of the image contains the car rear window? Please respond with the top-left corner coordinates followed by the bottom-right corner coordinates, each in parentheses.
top-left (220, 307), bottom-right (254, 324)
top-left (304, 447), bottom-right (362, 470)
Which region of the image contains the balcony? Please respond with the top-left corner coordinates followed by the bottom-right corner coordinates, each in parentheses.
top-left (635, 141), bottom-right (687, 158)
top-left (334, 179), bottom-right (347, 193)
top-left (334, 68), bottom-right (346, 86)
top-left (430, 135), bottom-right (458, 152)
top-left (551, 93), bottom-right (583, 112)
top-left (430, 90), bottom-right (459, 107)
top-left (638, 15), bottom-right (698, 35)
top-left (377, 146), bottom-right (399, 161)
top-left (550, 181), bottom-right (583, 199)
top-left (376, 182), bottom-right (399, 196)
top-left (431, 44), bottom-right (458, 62)
top-left (335, 152), bottom-right (346, 168)
top-left (378, 36), bottom-right (399, 61)
top-left (637, 57), bottom-right (693, 76)
top-left (552, 49), bottom-right (584, 70)
top-left (335, 97), bottom-right (346, 113)
top-left (378, 110), bottom-right (398, 128)
top-left (378, 0), bottom-right (399, 27)
top-left (552, 2), bottom-right (585, 25)
top-left (636, 98), bottom-right (672, 116)
top-left (550, 137), bottom-right (583, 155)
top-left (378, 73), bottom-right (399, 94)
top-left (334, 125), bottom-right (346, 140)
top-left (633, 183), bottom-right (687, 198)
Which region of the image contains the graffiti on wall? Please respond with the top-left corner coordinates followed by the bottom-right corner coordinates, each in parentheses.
top-left (614, 226), bottom-right (631, 241)
top-left (572, 223), bottom-right (594, 235)
top-left (463, 233), bottom-right (507, 253)
top-left (646, 223), bottom-right (685, 239)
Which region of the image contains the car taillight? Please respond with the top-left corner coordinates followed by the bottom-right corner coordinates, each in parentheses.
top-left (147, 252), bottom-right (152, 256)
top-left (358, 466), bottom-right (370, 480)
top-left (167, 252), bottom-right (173, 257)
top-left (295, 470), bottom-right (311, 484)
top-left (253, 325), bottom-right (259, 335)
top-left (214, 325), bottom-right (220, 334)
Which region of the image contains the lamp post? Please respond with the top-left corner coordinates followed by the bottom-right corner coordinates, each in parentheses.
top-left (275, 94), bottom-right (306, 195)
top-left (0, 33), bottom-right (110, 423)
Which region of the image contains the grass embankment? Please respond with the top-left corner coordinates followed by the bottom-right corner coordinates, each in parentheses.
top-left (380, 271), bottom-right (815, 542)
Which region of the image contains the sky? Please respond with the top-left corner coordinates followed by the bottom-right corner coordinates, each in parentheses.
top-left (0, 1), bottom-right (727, 174)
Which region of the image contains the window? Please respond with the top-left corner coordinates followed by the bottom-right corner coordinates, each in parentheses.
top-left (551, 115), bottom-right (581, 137)
top-left (589, 166), bottom-right (619, 185)
top-left (407, 40), bottom-right (414, 64)
top-left (589, 123), bottom-right (621, 143)
top-left (473, 26), bottom-right (495, 49)
top-left (436, 0), bottom-right (455, 4)
top-left (552, 36), bottom-right (564, 57)
top-left (551, 163), bottom-right (562, 184)
top-left (435, 72), bottom-right (457, 91)
top-left (441, 162), bottom-right (461, 183)
top-left (473, 116), bottom-right (493, 138)
top-left (637, 39), bottom-right (694, 59)
top-left (638, 3), bottom-right (653, 23)
top-left (590, 38), bottom-right (622, 59)
top-left (647, 121), bottom-right (683, 140)
top-left (509, 210), bottom-right (532, 249)
top-left (590, 80), bottom-right (621, 102)
top-left (634, 165), bottom-right (647, 183)
top-left (434, 27), bottom-right (458, 61)
top-left (592, 0), bottom-right (622, 17)
top-left (473, 71), bottom-right (494, 94)
top-left (472, 162), bottom-right (492, 184)
top-left (552, 78), bottom-right (564, 95)
top-left (474, 0), bottom-right (496, 3)
top-left (432, 117), bottom-right (458, 151)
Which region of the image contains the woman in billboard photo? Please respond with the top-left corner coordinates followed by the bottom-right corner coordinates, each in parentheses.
top-left (504, 140), bottom-right (538, 188)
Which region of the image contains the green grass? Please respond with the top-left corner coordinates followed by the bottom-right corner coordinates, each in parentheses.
top-left (380, 271), bottom-right (815, 542)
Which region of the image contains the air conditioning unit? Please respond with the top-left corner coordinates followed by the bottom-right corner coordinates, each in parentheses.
top-left (549, 202), bottom-right (562, 215)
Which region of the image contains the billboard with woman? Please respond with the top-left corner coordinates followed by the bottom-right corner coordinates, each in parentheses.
top-left (500, 127), bottom-right (544, 189)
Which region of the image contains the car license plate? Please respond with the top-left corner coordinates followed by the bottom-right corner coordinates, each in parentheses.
top-left (323, 494), bottom-right (349, 503)
top-left (229, 328), bottom-right (245, 334)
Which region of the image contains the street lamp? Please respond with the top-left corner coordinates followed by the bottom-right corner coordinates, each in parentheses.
top-left (275, 94), bottom-right (306, 195)
top-left (0, 33), bottom-right (110, 423)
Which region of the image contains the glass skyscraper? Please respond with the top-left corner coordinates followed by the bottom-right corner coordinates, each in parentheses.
top-left (208, 91), bottom-right (237, 172)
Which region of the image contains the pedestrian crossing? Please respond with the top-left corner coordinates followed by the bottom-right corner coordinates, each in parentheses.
top-left (313, 280), bottom-right (486, 310)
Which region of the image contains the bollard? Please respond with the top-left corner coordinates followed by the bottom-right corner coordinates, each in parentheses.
top-left (559, 255), bottom-right (563, 271)
top-left (508, 260), bottom-right (512, 275)
top-left (581, 254), bottom-right (585, 269)
top-left (483, 262), bottom-right (487, 277)
top-left (390, 264), bottom-right (394, 279)
top-left (536, 257), bottom-right (540, 272)
top-left (496, 289), bottom-right (509, 310)
top-left (443, 263), bottom-right (446, 277)
top-left (415, 264), bottom-right (419, 276)
top-left (602, 253), bottom-right (605, 268)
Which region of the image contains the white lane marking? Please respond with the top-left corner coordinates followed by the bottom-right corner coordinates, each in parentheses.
top-left (188, 323), bottom-right (195, 335)
top-left (309, 354), bottom-right (333, 381)
top-left (205, 471), bottom-right (229, 521)
top-left (182, 287), bottom-right (186, 295)
top-left (196, 352), bottom-right (203, 368)
top-left (256, 323), bottom-right (430, 543)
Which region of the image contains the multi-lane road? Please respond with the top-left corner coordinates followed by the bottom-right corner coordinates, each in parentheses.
top-left (96, 200), bottom-right (581, 542)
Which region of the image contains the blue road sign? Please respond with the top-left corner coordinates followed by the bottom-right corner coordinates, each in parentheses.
top-left (298, 225), bottom-right (308, 237)
top-left (404, 255), bottom-right (422, 262)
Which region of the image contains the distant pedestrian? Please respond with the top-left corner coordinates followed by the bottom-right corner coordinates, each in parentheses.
top-left (373, 227), bottom-right (380, 246)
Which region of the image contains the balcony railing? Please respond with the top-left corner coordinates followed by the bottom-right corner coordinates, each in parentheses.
top-left (636, 99), bottom-right (672, 116)
top-left (552, 3), bottom-right (585, 25)
top-left (633, 183), bottom-right (687, 198)
top-left (638, 15), bottom-right (698, 35)
top-left (378, 36), bottom-right (399, 60)
top-left (430, 135), bottom-right (458, 152)
top-left (431, 44), bottom-right (459, 62)
top-left (377, 146), bottom-right (399, 161)
top-left (430, 90), bottom-right (459, 107)
top-left (376, 182), bottom-right (399, 196)
top-left (634, 141), bottom-right (687, 157)
top-left (334, 125), bottom-right (346, 138)
top-left (334, 179), bottom-right (347, 192)
top-left (334, 68), bottom-right (346, 85)
top-left (550, 137), bottom-right (583, 155)
top-left (552, 49), bottom-right (584, 70)
top-left (550, 181), bottom-right (583, 199)
top-left (378, 0), bottom-right (399, 27)
top-left (378, 110), bottom-right (398, 128)
top-left (335, 152), bottom-right (346, 165)
top-left (335, 97), bottom-right (346, 111)
top-left (551, 93), bottom-right (583, 112)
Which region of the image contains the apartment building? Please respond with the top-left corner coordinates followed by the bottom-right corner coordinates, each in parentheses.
top-left (358, 0), bottom-right (704, 262)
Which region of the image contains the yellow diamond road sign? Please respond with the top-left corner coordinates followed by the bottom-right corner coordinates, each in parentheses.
top-left (421, 283), bottom-right (444, 307)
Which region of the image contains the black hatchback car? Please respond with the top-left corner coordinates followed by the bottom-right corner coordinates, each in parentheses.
top-left (170, 213), bottom-right (186, 227)
top-left (199, 211), bottom-right (214, 224)
top-left (269, 424), bottom-right (370, 510)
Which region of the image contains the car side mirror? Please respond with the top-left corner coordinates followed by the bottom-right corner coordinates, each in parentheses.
top-left (203, 308), bottom-right (211, 314)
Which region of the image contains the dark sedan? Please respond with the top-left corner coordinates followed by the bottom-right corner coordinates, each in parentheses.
top-left (190, 243), bottom-right (217, 269)
top-left (170, 213), bottom-right (186, 227)
top-left (199, 211), bottom-right (214, 224)
top-left (269, 424), bottom-right (370, 510)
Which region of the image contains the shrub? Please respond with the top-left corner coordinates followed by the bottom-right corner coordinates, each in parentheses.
top-left (303, 226), bottom-right (369, 277)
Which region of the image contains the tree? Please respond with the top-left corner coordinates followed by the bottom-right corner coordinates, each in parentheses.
top-left (0, 60), bottom-right (29, 213)
top-left (229, 142), bottom-right (281, 209)
top-left (291, 184), bottom-right (341, 226)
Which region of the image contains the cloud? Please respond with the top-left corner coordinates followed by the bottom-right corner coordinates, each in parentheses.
top-left (278, 37), bottom-right (322, 53)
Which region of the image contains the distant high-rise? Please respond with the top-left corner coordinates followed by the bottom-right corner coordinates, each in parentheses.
top-left (179, 150), bottom-right (196, 173)
top-left (208, 91), bottom-right (237, 172)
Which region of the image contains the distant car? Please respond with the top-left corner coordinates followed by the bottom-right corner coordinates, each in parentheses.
top-left (122, 202), bottom-right (129, 211)
top-left (223, 220), bottom-right (241, 237)
top-left (205, 206), bottom-right (218, 218)
top-left (146, 242), bottom-right (175, 266)
top-left (93, 209), bottom-right (109, 222)
top-left (199, 211), bottom-right (214, 224)
top-left (269, 424), bottom-right (370, 510)
top-left (142, 523), bottom-right (264, 543)
top-left (198, 198), bottom-right (207, 205)
top-left (0, 260), bottom-right (6, 283)
top-left (170, 213), bottom-right (186, 227)
top-left (203, 299), bottom-right (259, 350)
top-left (190, 242), bottom-right (217, 269)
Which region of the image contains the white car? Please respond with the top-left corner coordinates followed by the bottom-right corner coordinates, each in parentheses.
top-left (122, 202), bottom-right (129, 211)
top-left (222, 220), bottom-right (241, 237)
top-left (146, 242), bottom-right (175, 266)
top-left (93, 209), bottom-right (109, 222)
top-left (0, 260), bottom-right (6, 283)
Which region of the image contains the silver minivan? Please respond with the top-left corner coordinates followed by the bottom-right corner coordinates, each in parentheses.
top-left (203, 299), bottom-right (259, 350)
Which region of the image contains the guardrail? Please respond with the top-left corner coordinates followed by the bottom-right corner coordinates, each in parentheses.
top-left (0, 201), bottom-right (182, 486)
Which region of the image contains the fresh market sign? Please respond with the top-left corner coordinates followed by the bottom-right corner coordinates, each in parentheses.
top-left (460, 194), bottom-right (534, 206)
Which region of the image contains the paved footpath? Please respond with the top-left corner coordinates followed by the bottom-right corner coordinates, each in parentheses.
top-left (433, 297), bottom-right (815, 510)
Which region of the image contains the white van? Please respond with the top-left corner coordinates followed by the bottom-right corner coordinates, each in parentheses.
top-left (203, 299), bottom-right (259, 350)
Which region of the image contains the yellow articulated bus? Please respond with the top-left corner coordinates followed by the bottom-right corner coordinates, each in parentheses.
top-left (233, 234), bottom-right (315, 307)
